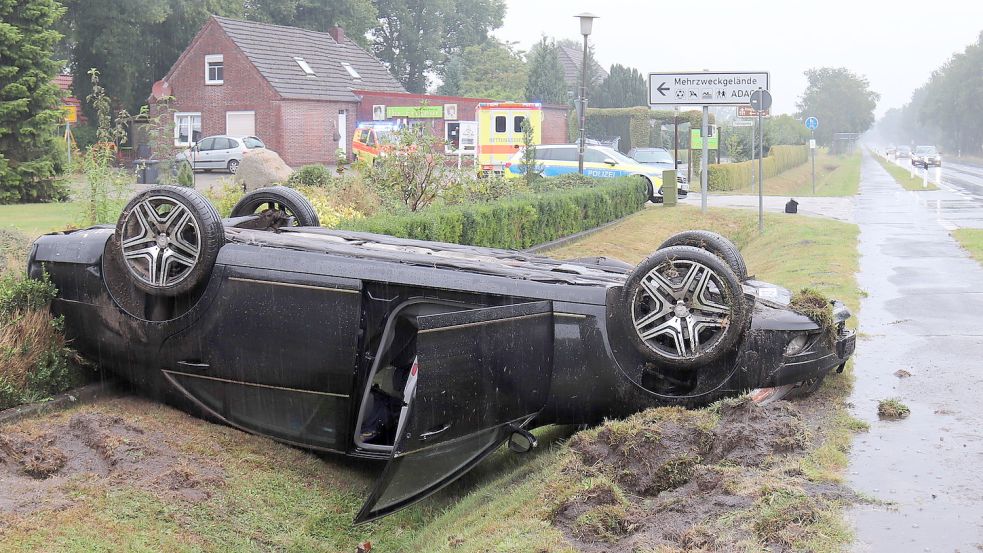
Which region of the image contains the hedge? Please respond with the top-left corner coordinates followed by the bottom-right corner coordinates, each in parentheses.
top-left (338, 177), bottom-right (648, 249)
top-left (708, 145), bottom-right (809, 191)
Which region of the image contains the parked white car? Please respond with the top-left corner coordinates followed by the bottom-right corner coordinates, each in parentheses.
top-left (176, 135), bottom-right (265, 174)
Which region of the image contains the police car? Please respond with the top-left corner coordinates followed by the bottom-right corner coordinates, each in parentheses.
top-left (505, 144), bottom-right (688, 202)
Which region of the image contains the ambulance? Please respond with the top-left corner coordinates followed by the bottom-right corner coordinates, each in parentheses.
top-left (475, 102), bottom-right (543, 175)
top-left (352, 121), bottom-right (402, 164)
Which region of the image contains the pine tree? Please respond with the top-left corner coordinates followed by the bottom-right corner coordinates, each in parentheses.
top-left (595, 64), bottom-right (647, 108)
top-left (525, 37), bottom-right (567, 105)
top-left (0, 0), bottom-right (67, 203)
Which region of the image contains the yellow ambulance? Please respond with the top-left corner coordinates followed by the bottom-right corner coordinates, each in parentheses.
top-left (475, 102), bottom-right (543, 175)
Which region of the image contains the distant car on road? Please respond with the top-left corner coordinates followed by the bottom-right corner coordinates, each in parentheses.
top-left (628, 147), bottom-right (688, 187)
top-left (911, 145), bottom-right (942, 168)
top-left (177, 135), bottom-right (266, 174)
top-left (505, 144), bottom-right (688, 203)
top-left (896, 146), bottom-right (912, 159)
top-left (885, 145), bottom-right (897, 157)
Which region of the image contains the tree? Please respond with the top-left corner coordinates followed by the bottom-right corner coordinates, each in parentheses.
top-left (796, 67), bottom-right (879, 147)
top-left (242, 0), bottom-right (376, 46)
top-left (0, 0), bottom-right (68, 203)
top-left (371, 0), bottom-right (505, 92)
top-left (445, 39), bottom-right (527, 101)
top-left (524, 37), bottom-right (566, 105)
top-left (594, 64), bottom-right (646, 108)
top-left (764, 114), bottom-right (810, 147)
top-left (436, 56), bottom-right (464, 96)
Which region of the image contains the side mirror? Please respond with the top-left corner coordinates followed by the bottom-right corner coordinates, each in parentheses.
top-left (603, 158), bottom-right (617, 166)
top-left (507, 427), bottom-right (538, 454)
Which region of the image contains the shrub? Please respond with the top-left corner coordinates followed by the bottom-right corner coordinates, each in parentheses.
top-left (708, 145), bottom-right (809, 191)
top-left (205, 179), bottom-right (246, 218)
top-left (177, 161), bottom-right (195, 187)
top-left (531, 173), bottom-right (601, 192)
top-left (288, 164), bottom-right (334, 188)
top-left (364, 127), bottom-right (457, 211)
top-left (442, 175), bottom-right (524, 206)
top-left (341, 177), bottom-right (647, 249)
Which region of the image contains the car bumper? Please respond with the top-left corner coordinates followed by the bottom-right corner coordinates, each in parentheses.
top-left (769, 328), bottom-right (856, 386)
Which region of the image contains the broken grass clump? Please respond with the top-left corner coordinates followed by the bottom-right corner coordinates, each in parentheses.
top-left (790, 288), bottom-right (837, 348)
top-left (877, 398), bottom-right (910, 419)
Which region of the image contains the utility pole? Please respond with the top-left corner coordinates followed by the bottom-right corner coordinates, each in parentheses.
top-left (701, 105), bottom-right (709, 213)
top-left (575, 13), bottom-right (597, 175)
top-left (757, 107), bottom-right (763, 231)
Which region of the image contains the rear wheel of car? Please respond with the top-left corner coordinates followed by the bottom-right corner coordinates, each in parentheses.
top-left (621, 246), bottom-right (749, 369)
top-left (227, 159), bottom-right (239, 174)
top-left (115, 185), bottom-right (224, 297)
top-left (640, 176), bottom-right (659, 203)
top-left (230, 186), bottom-right (320, 227)
top-left (658, 230), bottom-right (748, 281)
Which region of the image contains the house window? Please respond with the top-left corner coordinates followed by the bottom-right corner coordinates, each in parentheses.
top-left (341, 62), bottom-right (361, 80)
top-left (294, 57), bottom-right (316, 76)
top-left (174, 112), bottom-right (201, 146)
top-left (205, 55), bottom-right (224, 84)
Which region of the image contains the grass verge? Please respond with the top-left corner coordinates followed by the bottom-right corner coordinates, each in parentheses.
top-left (952, 228), bottom-right (983, 266)
top-left (872, 153), bottom-right (939, 191)
top-left (1, 204), bottom-right (862, 552)
top-left (724, 151), bottom-right (861, 197)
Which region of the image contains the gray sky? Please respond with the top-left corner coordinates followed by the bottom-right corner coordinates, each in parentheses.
top-left (495, 0), bottom-right (983, 116)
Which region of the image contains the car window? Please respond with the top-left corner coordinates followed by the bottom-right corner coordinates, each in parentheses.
top-left (514, 116), bottom-right (525, 133)
top-left (243, 137), bottom-right (264, 149)
top-left (534, 147), bottom-right (552, 161)
top-left (584, 148), bottom-right (610, 163)
top-left (197, 137), bottom-right (216, 151)
top-left (494, 116), bottom-right (506, 133)
top-left (632, 149), bottom-right (673, 163)
top-left (552, 148), bottom-right (578, 162)
top-left (221, 138), bottom-right (238, 150)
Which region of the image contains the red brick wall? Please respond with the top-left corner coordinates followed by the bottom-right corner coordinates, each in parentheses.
top-left (277, 100), bottom-right (357, 166)
top-left (162, 20), bottom-right (281, 158)
top-left (542, 105), bottom-right (570, 145)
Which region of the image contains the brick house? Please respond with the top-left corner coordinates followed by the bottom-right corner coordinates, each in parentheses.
top-left (152, 16), bottom-right (406, 166)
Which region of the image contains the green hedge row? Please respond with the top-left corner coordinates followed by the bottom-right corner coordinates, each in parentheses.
top-left (338, 177), bottom-right (648, 249)
top-left (708, 145), bottom-right (809, 191)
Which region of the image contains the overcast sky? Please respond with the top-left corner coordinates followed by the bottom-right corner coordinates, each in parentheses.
top-left (495, 0), bottom-right (983, 117)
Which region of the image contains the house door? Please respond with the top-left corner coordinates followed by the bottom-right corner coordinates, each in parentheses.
top-left (338, 110), bottom-right (348, 155)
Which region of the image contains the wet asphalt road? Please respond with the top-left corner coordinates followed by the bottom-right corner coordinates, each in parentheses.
top-left (886, 156), bottom-right (983, 229)
top-left (848, 152), bottom-right (983, 551)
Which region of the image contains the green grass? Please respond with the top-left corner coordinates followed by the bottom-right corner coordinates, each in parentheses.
top-left (952, 228), bottom-right (983, 266)
top-left (872, 153), bottom-right (939, 191)
top-left (0, 202), bottom-right (82, 237)
top-left (724, 151), bottom-right (861, 197)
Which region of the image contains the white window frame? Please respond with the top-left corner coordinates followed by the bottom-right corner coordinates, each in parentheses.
top-left (341, 62), bottom-right (361, 80)
top-left (205, 54), bottom-right (224, 85)
top-left (174, 112), bottom-right (201, 147)
top-left (294, 57), bottom-right (316, 76)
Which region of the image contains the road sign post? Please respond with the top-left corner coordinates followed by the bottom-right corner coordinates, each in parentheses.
top-left (750, 89), bottom-right (773, 232)
top-left (701, 106), bottom-right (709, 212)
top-left (805, 117), bottom-right (819, 194)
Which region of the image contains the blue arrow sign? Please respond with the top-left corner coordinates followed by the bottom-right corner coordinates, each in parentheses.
top-left (805, 117), bottom-right (819, 130)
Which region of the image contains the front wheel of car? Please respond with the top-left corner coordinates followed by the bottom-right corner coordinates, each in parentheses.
top-left (228, 159), bottom-right (239, 174)
top-left (658, 230), bottom-right (749, 281)
top-left (230, 186), bottom-right (320, 227)
top-left (114, 185), bottom-right (225, 297)
top-left (640, 176), bottom-right (659, 203)
top-left (621, 246), bottom-right (749, 369)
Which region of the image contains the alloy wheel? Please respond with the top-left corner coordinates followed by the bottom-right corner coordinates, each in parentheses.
top-left (631, 259), bottom-right (732, 360)
top-left (120, 196), bottom-right (201, 288)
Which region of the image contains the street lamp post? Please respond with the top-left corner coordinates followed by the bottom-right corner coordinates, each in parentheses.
top-left (575, 12), bottom-right (597, 175)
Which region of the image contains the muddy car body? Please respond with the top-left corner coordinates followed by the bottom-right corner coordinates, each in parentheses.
top-left (29, 186), bottom-right (855, 522)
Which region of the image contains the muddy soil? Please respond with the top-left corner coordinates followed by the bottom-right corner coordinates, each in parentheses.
top-left (0, 407), bottom-right (224, 515)
top-left (551, 398), bottom-right (855, 552)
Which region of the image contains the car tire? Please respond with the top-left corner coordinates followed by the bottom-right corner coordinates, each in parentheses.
top-left (640, 176), bottom-right (659, 203)
top-left (230, 186), bottom-right (320, 227)
top-left (114, 185), bottom-right (224, 297)
top-left (228, 159), bottom-right (239, 174)
top-left (658, 230), bottom-right (749, 281)
top-left (621, 245), bottom-right (749, 369)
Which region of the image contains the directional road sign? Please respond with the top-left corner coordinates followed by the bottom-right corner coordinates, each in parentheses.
top-left (648, 71), bottom-right (770, 106)
top-left (738, 106), bottom-right (769, 118)
top-left (805, 117), bottom-right (819, 130)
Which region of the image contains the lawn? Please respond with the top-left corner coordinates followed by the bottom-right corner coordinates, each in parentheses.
top-left (723, 150), bottom-right (861, 197)
top-left (872, 153), bottom-right (939, 191)
top-left (0, 204), bottom-right (862, 552)
top-left (952, 228), bottom-right (983, 265)
top-left (0, 202), bottom-right (82, 237)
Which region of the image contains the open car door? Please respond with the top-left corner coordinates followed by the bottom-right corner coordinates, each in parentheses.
top-left (355, 301), bottom-right (554, 523)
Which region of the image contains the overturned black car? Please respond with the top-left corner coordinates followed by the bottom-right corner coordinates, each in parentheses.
top-left (29, 186), bottom-right (855, 522)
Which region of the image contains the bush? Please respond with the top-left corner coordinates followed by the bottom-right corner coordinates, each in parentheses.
top-left (708, 145), bottom-right (809, 191)
top-left (177, 161), bottom-right (195, 187)
top-left (288, 164), bottom-right (334, 188)
top-left (442, 175), bottom-right (524, 206)
top-left (531, 173), bottom-right (601, 192)
top-left (340, 176), bottom-right (647, 249)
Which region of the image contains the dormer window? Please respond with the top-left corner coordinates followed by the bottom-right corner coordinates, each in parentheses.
top-left (205, 54), bottom-right (223, 85)
top-left (341, 62), bottom-right (361, 80)
top-left (294, 57), bottom-right (316, 76)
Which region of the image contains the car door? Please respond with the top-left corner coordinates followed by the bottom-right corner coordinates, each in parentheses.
top-left (193, 137), bottom-right (215, 169)
top-left (355, 301), bottom-right (554, 523)
top-left (583, 147), bottom-right (622, 179)
top-left (214, 137), bottom-right (236, 168)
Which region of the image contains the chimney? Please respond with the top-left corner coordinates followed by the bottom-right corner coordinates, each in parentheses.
top-left (328, 26), bottom-right (345, 43)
